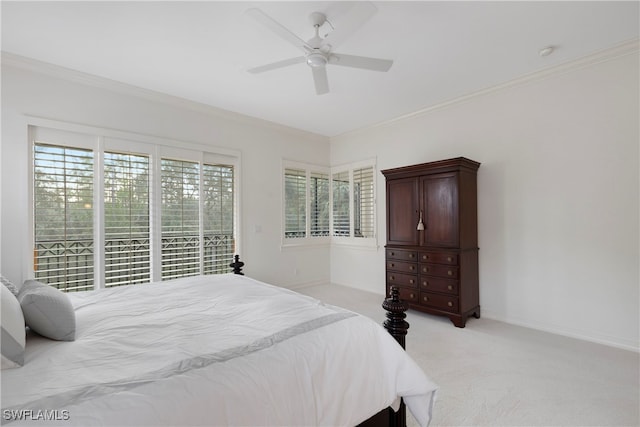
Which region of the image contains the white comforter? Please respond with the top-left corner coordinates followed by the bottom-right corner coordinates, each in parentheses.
top-left (2, 274), bottom-right (437, 426)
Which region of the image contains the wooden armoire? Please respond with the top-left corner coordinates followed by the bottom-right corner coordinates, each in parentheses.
top-left (381, 157), bottom-right (480, 328)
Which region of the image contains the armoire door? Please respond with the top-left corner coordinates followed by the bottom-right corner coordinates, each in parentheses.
top-left (386, 178), bottom-right (420, 246)
top-left (421, 173), bottom-right (459, 247)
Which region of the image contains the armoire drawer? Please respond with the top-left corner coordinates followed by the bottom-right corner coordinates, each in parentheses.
top-left (386, 260), bottom-right (417, 274)
top-left (420, 264), bottom-right (459, 279)
top-left (387, 272), bottom-right (418, 288)
top-left (420, 292), bottom-right (459, 313)
top-left (387, 286), bottom-right (419, 303)
top-left (386, 248), bottom-right (418, 262)
top-left (419, 251), bottom-right (458, 265)
top-left (420, 277), bottom-right (459, 295)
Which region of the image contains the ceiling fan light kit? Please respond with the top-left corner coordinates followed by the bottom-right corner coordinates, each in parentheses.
top-left (245, 3), bottom-right (393, 95)
top-left (306, 52), bottom-right (328, 68)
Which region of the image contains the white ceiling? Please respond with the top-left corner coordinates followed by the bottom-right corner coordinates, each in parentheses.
top-left (2, 1), bottom-right (639, 137)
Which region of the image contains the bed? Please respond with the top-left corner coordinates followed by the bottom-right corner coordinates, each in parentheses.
top-left (1, 263), bottom-right (437, 426)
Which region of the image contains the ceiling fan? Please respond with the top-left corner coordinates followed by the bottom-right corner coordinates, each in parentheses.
top-left (245, 2), bottom-right (393, 95)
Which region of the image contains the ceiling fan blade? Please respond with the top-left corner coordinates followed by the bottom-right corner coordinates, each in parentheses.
top-left (248, 56), bottom-right (306, 74)
top-left (322, 1), bottom-right (378, 50)
top-left (329, 53), bottom-right (393, 72)
top-left (311, 66), bottom-right (329, 95)
top-left (245, 8), bottom-right (310, 53)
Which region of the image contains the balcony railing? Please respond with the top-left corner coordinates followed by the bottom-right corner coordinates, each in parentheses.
top-left (35, 234), bottom-right (234, 292)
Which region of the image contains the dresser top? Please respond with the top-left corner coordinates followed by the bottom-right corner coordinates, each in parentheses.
top-left (381, 157), bottom-right (480, 179)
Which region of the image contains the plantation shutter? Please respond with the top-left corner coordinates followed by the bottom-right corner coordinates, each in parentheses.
top-left (33, 143), bottom-right (94, 292)
top-left (332, 171), bottom-right (350, 236)
top-left (310, 172), bottom-right (329, 236)
top-left (104, 152), bottom-right (150, 287)
top-left (203, 164), bottom-right (234, 274)
top-left (161, 159), bottom-right (200, 280)
top-left (353, 166), bottom-right (374, 238)
top-left (284, 168), bottom-right (306, 238)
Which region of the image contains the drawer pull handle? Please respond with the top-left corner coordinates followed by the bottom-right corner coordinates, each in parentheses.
top-left (424, 255), bottom-right (429, 260)
top-left (423, 296), bottom-right (429, 302)
top-left (447, 256), bottom-right (452, 262)
top-left (390, 275), bottom-right (395, 281)
top-left (390, 263), bottom-right (395, 267)
top-left (409, 279), bottom-right (414, 284)
top-left (447, 301), bottom-right (453, 307)
top-left (423, 281), bottom-right (428, 287)
top-left (447, 285), bottom-right (453, 290)
top-left (390, 252), bottom-right (395, 256)
top-left (409, 293), bottom-right (415, 299)
top-left (448, 270), bottom-right (453, 276)
top-left (409, 266), bottom-right (414, 271)
top-left (409, 254), bottom-right (415, 258)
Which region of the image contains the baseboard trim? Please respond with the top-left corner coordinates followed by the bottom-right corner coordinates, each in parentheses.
top-left (286, 280), bottom-right (329, 291)
top-left (482, 310), bottom-right (639, 353)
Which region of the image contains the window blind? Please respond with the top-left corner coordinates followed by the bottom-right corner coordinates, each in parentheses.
top-left (203, 164), bottom-right (234, 274)
top-left (104, 152), bottom-right (150, 287)
top-left (353, 166), bottom-right (374, 238)
top-left (33, 143), bottom-right (94, 292)
top-left (161, 159), bottom-right (200, 280)
top-left (310, 172), bottom-right (329, 236)
top-left (332, 171), bottom-right (350, 236)
top-left (32, 126), bottom-right (238, 291)
top-left (284, 168), bottom-right (306, 238)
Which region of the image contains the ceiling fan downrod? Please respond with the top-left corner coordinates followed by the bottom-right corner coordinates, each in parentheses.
top-left (306, 12), bottom-right (328, 68)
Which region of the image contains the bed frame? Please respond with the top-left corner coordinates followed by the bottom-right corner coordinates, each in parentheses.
top-left (229, 256), bottom-right (410, 427)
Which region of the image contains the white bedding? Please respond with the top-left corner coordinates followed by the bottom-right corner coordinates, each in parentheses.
top-left (1, 274), bottom-right (437, 426)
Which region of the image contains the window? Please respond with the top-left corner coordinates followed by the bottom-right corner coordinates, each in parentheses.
top-left (332, 171), bottom-right (350, 237)
top-left (283, 163), bottom-right (330, 242)
top-left (31, 126), bottom-right (238, 291)
top-left (310, 172), bottom-right (330, 236)
top-left (202, 164), bottom-right (235, 274)
top-left (282, 161), bottom-right (375, 245)
top-left (284, 168), bottom-right (307, 238)
top-left (104, 152), bottom-right (150, 287)
top-left (353, 166), bottom-right (374, 238)
top-left (161, 159), bottom-right (201, 280)
top-left (34, 144), bottom-right (94, 292)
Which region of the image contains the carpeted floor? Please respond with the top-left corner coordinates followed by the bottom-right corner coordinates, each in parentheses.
top-left (297, 283), bottom-right (639, 427)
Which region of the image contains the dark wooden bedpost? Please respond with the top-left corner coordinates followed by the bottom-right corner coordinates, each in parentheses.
top-left (382, 286), bottom-right (409, 427)
top-left (355, 287), bottom-right (411, 427)
top-left (383, 286), bottom-right (410, 348)
top-left (229, 255), bottom-right (244, 275)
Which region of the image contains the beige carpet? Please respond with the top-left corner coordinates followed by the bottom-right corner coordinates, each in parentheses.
top-left (297, 283), bottom-right (639, 427)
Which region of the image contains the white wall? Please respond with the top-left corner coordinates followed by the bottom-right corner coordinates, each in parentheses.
top-left (2, 49), bottom-right (638, 352)
top-left (0, 59), bottom-right (330, 289)
top-left (330, 51), bottom-right (639, 351)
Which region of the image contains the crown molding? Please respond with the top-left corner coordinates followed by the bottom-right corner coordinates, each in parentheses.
top-left (0, 51), bottom-right (327, 142)
top-left (333, 38), bottom-right (640, 141)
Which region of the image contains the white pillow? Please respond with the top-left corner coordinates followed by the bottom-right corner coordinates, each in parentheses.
top-left (1, 283), bottom-right (26, 369)
top-left (0, 275), bottom-right (20, 296)
top-left (18, 280), bottom-right (76, 341)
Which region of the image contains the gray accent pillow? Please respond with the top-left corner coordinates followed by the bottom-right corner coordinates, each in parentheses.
top-left (1, 284), bottom-right (26, 369)
top-left (18, 280), bottom-right (76, 341)
top-left (1, 275), bottom-right (20, 296)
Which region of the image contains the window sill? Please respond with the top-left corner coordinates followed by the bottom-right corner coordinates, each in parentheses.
top-left (281, 237), bottom-right (331, 250)
top-left (281, 237), bottom-right (379, 251)
top-left (330, 237), bottom-right (379, 251)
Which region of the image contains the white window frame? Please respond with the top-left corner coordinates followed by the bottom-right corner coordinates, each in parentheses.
top-left (281, 160), bottom-right (330, 248)
top-left (281, 158), bottom-right (377, 249)
top-left (330, 159), bottom-right (378, 248)
top-left (27, 118), bottom-right (241, 290)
